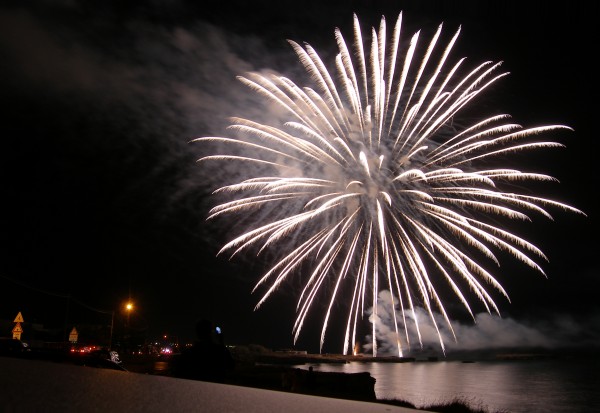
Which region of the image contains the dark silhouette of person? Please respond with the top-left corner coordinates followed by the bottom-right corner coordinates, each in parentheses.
top-left (172, 319), bottom-right (234, 383)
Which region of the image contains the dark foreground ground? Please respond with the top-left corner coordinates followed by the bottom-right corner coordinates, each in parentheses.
top-left (0, 356), bottom-right (426, 413)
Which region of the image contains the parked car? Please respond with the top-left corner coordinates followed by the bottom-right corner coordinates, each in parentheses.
top-left (0, 337), bottom-right (31, 356)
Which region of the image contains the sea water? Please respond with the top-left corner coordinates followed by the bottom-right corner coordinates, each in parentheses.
top-left (297, 357), bottom-right (600, 413)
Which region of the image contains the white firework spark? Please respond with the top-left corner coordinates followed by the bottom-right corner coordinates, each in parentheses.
top-left (196, 13), bottom-right (584, 356)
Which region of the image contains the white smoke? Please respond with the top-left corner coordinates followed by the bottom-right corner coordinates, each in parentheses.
top-left (364, 290), bottom-right (600, 356)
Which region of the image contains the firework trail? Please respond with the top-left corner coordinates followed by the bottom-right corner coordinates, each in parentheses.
top-left (196, 13), bottom-right (584, 356)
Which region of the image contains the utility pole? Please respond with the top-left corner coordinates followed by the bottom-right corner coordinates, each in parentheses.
top-left (109, 311), bottom-right (115, 350)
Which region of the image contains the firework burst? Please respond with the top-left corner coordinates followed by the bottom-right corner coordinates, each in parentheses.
top-left (196, 13), bottom-right (584, 356)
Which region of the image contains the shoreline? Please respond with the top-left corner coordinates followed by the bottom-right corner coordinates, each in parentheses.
top-left (121, 347), bottom-right (598, 413)
top-left (8, 347), bottom-right (596, 413)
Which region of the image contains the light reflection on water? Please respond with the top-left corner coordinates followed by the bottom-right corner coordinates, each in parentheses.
top-left (296, 358), bottom-right (600, 413)
top-left (153, 361), bottom-right (170, 374)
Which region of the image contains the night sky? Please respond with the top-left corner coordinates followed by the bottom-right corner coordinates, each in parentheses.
top-left (1, 0), bottom-right (598, 355)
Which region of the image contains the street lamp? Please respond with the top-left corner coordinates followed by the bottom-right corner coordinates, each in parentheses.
top-left (125, 302), bottom-right (134, 327)
top-left (124, 301), bottom-right (134, 353)
top-left (107, 301), bottom-right (134, 351)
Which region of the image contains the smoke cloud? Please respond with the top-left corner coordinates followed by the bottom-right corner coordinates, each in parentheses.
top-left (364, 290), bottom-right (600, 356)
top-left (0, 4), bottom-right (302, 244)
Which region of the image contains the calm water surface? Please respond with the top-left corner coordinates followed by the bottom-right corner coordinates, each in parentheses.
top-left (296, 358), bottom-right (599, 413)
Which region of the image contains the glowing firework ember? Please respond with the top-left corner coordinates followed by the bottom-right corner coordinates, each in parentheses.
top-left (196, 13), bottom-right (584, 356)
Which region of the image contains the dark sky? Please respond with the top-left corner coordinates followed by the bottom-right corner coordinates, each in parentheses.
top-left (1, 0), bottom-right (598, 355)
